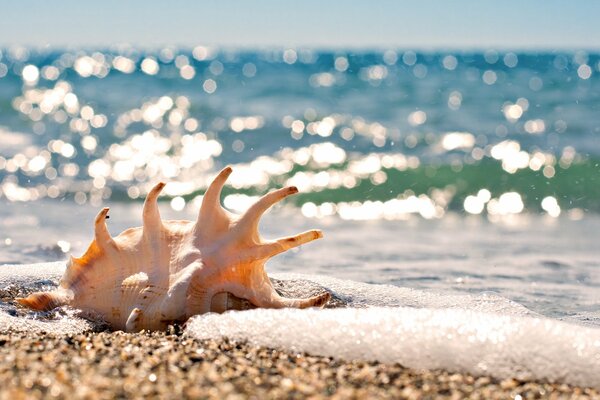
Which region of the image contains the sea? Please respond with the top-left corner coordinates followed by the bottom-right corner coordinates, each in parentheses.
top-left (0, 47), bottom-right (599, 387)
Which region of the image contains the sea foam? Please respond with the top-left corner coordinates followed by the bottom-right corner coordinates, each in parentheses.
top-left (0, 309), bottom-right (95, 335)
top-left (187, 273), bottom-right (600, 388)
top-left (187, 306), bottom-right (600, 388)
top-left (0, 262), bottom-right (97, 334)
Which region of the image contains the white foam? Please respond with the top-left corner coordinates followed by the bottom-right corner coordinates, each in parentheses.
top-left (0, 309), bottom-right (94, 335)
top-left (272, 272), bottom-right (536, 316)
top-left (187, 307), bottom-right (600, 388)
top-left (0, 261), bottom-right (65, 287)
top-left (186, 273), bottom-right (600, 388)
top-left (0, 262), bottom-right (94, 334)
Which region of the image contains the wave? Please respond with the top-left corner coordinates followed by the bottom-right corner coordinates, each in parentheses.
top-left (102, 156), bottom-right (600, 219)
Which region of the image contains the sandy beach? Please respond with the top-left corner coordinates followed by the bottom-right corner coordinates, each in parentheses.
top-left (0, 328), bottom-right (597, 399)
top-left (2, 270), bottom-right (600, 398)
top-left (2, 13), bottom-right (600, 398)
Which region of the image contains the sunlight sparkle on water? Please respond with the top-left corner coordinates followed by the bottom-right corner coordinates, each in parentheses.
top-left (441, 132), bottom-right (475, 151)
top-left (203, 79), bottom-right (217, 94)
top-left (407, 110), bottom-right (427, 126)
top-left (487, 192), bottom-right (524, 216)
top-left (541, 196), bottom-right (561, 218)
top-left (0, 48), bottom-right (593, 222)
top-left (577, 64), bottom-right (592, 80)
top-left (141, 58), bottom-right (159, 75)
top-left (21, 65), bottom-right (39, 85)
top-left (112, 56), bottom-right (136, 74)
top-left (503, 104), bottom-right (523, 122)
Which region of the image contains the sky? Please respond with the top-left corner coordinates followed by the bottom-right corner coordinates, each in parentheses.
top-left (1, 0), bottom-right (600, 49)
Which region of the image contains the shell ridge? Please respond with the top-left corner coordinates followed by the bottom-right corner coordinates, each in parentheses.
top-left (160, 261), bottom-right (202, 320)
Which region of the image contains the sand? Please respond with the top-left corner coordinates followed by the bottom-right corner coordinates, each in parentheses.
top-left (0, 328), bottom-right (597, 400)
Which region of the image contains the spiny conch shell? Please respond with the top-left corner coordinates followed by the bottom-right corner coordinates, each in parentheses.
top-left (16, 167), bottom-right (330, 332)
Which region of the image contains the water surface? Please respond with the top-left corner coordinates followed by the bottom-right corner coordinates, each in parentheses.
top-left (0, 48), bottom-right (599, 327)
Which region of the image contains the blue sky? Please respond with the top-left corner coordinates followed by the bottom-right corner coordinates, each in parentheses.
top-left (2, 0), bottom-right (600, 49)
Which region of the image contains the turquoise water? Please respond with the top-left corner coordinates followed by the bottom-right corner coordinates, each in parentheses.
top-left (0, 48), bottom-right (599, 215)
top-left (0, 48), bottom-right (599, 323)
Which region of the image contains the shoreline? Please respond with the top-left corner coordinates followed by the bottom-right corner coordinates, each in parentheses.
top-left (0, 330), bottom-right (597, 399)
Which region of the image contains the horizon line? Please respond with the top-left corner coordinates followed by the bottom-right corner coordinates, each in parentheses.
top-left (2, 43), bottom-right (600, 53)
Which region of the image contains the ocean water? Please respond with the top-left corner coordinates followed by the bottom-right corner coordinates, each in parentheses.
top-left (1, 48), bottom-right (600, 386)
top-left (0, 48), bottom-right (599, 213)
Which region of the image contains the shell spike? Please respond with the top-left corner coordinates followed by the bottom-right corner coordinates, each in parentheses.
top-left (143, 182), bottom-right (165, 234)
top-left (15, 288), bottom-right (73, 311)
top-left (301, 292), bottom-right (331, 308)
top-left (275, 292), bottom-right (331, 309)
top-left (243, 284), bottom-right (331, 309)
top-left (94, 207), bottom-right (114, 245)
top-left (236, 186), bottom-right (298, 234)
top-left (251, 229), bottom-right (323, 260)
top-left (196, 166), bottom-right (232, 238)
top-left (198, 166), bottom-right (232, 220)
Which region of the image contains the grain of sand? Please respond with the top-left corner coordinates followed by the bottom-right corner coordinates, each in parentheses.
top-left (0, 328), bottom-right (597, 400)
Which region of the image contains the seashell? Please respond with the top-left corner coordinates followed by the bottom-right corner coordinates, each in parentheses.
top-left (16, 167), bottom-right (330, 331)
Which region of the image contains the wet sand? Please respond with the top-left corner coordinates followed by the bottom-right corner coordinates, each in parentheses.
top-left (0, 329), bottom-right (597, 400)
